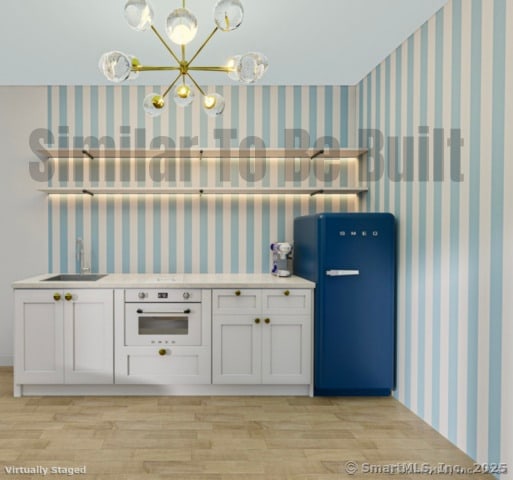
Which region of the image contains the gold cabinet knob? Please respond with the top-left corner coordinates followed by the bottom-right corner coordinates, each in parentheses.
top-left (53, 293), bottom-right (61, 301)
top-left (264, 318), bottom-right (271, 324)
top-left (64, 293), bottom-right (73, 302)
top-left (158, 349), bottom-right (167, 356)
top-left (235, 290), bottom-right (241, 296)
top-left (254, 318), bottom-right (261, 324)
top-left (284, 290), bottom-right (290, 296)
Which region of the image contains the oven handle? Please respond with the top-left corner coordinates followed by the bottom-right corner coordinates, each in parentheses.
top-left (136, 309), bottom-right (191, 314)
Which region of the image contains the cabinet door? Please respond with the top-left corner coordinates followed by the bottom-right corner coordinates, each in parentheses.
top-left (14, 290), bottom-right (64, 384)
top-left (212, 315), bottom-right (261, 384)
top-left (63, 289), bottom-right (114, 384)
top-left (261, 315), bottom-right (311, 384)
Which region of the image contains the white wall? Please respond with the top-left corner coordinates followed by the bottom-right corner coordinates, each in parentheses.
top-left (0, 87), bottom-right (47, 365)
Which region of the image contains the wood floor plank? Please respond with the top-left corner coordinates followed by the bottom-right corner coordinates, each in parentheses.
top-left (0, 367), bottom-right (494, 479)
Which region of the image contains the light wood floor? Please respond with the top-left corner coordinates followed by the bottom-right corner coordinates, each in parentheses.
top-left (0, 368), bottom-right (491, 479)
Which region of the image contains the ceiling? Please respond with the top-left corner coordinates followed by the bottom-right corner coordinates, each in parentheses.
top-left (2, 0), bottom-right (447, 86)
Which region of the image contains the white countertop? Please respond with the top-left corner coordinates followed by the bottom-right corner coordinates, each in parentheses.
top-left (12, 273), bottom-right (315, 289)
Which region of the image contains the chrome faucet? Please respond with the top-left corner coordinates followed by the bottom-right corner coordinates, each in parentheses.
top-left (76, 238), bottom-right (90, 274)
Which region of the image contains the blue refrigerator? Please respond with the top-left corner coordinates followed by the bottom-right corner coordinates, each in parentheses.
top-left (293, 213), bottom-right (396, 396)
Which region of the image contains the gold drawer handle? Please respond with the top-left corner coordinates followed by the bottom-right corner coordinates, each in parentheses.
top-left (254, 318), bottom-right (261, 324)
top-left (284, 290), bottom-right (290, 296)
top-left (64, 293), bottom-right (73, 302)
top-left (158, 349), bottom-right (167, 356)
top-left (235, 290), bottom-right (241, 296)
top-left (264, 318), bottom-right (271, 324)
top-left (53, 293), bottom-right (61, 301)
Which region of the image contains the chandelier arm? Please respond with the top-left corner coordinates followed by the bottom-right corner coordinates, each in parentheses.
top-left (185, 73), bottom-right (207, 97)
top-left (150, 25), bottom-right (181, 65)
top-left (132, 66), bottom-right (181, 72)
top-left (161, 73), bottom-right (183, 99)
top-left (181, 45), bottom-right (186, 63)
top-left (186, 27), bottom-right (219, 67)
top-left (188, 66), bottom-right (234, 73)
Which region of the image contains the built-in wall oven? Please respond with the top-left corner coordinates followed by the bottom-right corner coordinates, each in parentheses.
top-left (125, 289), bottom-right (202, 346)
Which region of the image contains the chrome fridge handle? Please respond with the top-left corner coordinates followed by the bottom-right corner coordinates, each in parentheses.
top-left (326, 270), bottom-right (360, 277)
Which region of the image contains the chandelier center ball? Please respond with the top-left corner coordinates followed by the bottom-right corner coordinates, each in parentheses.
top-left (179, 62), bottom-right (189, 75)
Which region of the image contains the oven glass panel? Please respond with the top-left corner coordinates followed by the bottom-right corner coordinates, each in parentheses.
top-left (138, 316), bottom-right (189, 335)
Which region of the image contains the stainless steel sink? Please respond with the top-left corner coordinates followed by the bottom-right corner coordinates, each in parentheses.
top-left (43, 274), bottom-right (108, 282)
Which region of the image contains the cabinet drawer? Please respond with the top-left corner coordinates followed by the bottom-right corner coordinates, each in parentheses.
top-left (213, 289), bottom-right (261, 314)
top-left (115, 346), bottom-right (211, 384)
top-left (262, 289), bottom-right (312, 315)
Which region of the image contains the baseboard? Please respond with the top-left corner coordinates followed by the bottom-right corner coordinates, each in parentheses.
top-left (0, 356), bottom-right (13, 367)
top-left (17, 384), bottom-right (311, 397)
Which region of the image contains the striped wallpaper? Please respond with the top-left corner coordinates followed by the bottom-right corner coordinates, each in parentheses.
top-left (44, 1), bottom-right (512, 473)
top-left (357, 0), bottom-right (511, 474)
top-left (46, 85), bottom-right (359, 274)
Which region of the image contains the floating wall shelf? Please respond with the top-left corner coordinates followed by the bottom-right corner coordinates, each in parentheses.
top-left (39, 187), bottom-right (368, 197)
top-left (36, 148), bottom-right (368, 160)
top-left (36, 148), bottom-right (367, 197)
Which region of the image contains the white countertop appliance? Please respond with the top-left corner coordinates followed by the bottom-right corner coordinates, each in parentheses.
top-left (270, 242), bottom-right (293, 277)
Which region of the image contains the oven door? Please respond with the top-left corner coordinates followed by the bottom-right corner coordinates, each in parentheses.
top-left (125, 303), bottom-right (201, 346)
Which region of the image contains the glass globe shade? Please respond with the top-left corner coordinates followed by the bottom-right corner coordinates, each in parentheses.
top-left (202, 93), bottom-right (225, 117)
top-left (166, 8), bottom-right (198, 45)
top-left (124, 0), bottom-right (154, 31)
top-left (173, 84), bottom-right (195, 107)
top-left (213, 0), bottom-right (244, 32)
top-left (99, 51), bottom-right (133, 83)
top-left (143, 93), bottom-right (166, 117)
top-left (237, 52), bottom-right (269, 84)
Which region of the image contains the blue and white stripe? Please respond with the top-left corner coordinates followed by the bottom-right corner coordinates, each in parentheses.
top-left (357, 0), bottom-right (511, 474)
top-left (47, 85), bottom-right (357, 275)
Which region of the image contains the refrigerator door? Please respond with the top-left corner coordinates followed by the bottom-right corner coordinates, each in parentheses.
top-left (315, 213), bottom-right (395, 395)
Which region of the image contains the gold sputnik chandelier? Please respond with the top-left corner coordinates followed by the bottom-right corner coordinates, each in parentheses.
top-left (99, 0), bottom-right (268, 117)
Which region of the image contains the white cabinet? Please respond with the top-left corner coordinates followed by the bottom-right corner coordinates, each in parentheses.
top-left (212, 313), bottom-right (262, 384)
top-left (14, 289), bottom-right (114, 385)
top-left (212, 289), bottom-right (312, 385)
top-left (13, 282), bottom-right (313, 395)
top-left (14, 290), bottom-right (64, 384)
top-left (261, 315), bottom-right (311, 384)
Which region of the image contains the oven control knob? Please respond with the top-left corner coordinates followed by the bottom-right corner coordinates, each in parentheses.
top-left (183, 292), bottom-right (191, 300)
top-left (138, 292), bottom-right (147, 299)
